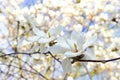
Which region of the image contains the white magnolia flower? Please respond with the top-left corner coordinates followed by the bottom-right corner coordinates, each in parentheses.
top-left (50, 30), bottom-right (97, 74)
top-left (50, 30), bottom-right (97, 58)
top-left (28, 26), bottom-right (62, 43)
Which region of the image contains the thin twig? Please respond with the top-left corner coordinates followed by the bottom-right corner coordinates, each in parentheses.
top-left (4, 57), bottom-right (15, 79)
top-left (0, 54), bottom-right (48, 80)
top-left (0, 69), bottom-right (18, 79)
top-left (0, 52), bottom-right (41, 57)
top-left (1, 63), bottom-right (48, 80)
top-left (77, 57), bottom-right (120, 63)
top-left (15, 56), bottom-right (49, 80)
top-left (48, 52), bottom-right (61, 64)
top-left (16, 21), bottom-right (20, 52)
top-left (1, 52), bottom-right (120, 63)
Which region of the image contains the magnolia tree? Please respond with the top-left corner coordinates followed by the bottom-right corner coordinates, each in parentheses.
top-left (0, 0), bottom-right (120, 80)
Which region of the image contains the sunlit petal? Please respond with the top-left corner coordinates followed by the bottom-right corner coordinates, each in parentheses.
top-left (62, 58), bottom-right (72, 74)
top-left (71, 31), bottom-right (84, 50)
top-left (64, 51), bottom-right (82, 58)
top-left (71, 31), bottom-right (84, 42)
top-left (57, 37), bottom-right (71, 49)
top-left (84, 48), bottom-right (96, 60)
top-left (27, 36), bottom-right (40, 42)
top-left (83, 35), bottom-right (97, 49)
top-left (49, 26), bottom-right (62, 36)
top-left (33, 27), bottom-right (46, 37)
top-left (66, 39), bottom-right (74, 51)
top-left (50, 45), bottom-right (69, 54)
top-left (38, 37), bottom-right (55, 43)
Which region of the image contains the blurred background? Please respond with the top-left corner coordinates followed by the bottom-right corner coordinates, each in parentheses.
top-left (0, 0), bottom-right (120, 80)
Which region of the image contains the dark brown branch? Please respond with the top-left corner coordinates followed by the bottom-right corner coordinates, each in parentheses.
top-left (1, 51), bottom-right (120, 64)
top-left (77, 57), bottom-right (120, 63)
top-left (0, 52), bottom-right (41, 57)
top-left (48, 52), bottom-right (61, 64)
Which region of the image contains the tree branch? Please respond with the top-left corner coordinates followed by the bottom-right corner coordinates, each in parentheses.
top-left (1, 51), bottom-right (120, 64)
top-left (77, 57), bottom-right (120, 63)
top-left (0, 52), bottom-right (41, 57)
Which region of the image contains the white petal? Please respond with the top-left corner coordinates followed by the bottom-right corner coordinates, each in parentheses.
top-left (50, 45), bottom-right (69, 54)
top-left (38, 37), bottom-right (55, 43)
top-left (33, 27), bottom-right (46, 37)
top-left (76, 36), bottom-right (85, 50)
top-left (71, 31), bottom-right (84, 42)
top-left (71, 31), bottom-right (84, 50)
top-left (27, 36), bottom-right (40, 42)
top-left (49, 26), bottom-right (62, 36)
top-left (83, 35), bottom-right (97, 49)
top-left (84, 48), bottom-right (96, 60)
top-left (57, 37), bottom-right (71, 49)
top-left (62, 58), bottom-right (72, 74)
top-left (64, 51), bottom-right (82, 58)
top-left (66, 39), bottom-right (74, 50)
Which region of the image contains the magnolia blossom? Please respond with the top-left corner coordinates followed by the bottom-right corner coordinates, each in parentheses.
top-left (28, 26), bottom-right (62, 43)
top-left (50, 31), bottom-right (97, 58)
top-left (50, 30), bottom-right (97, 74)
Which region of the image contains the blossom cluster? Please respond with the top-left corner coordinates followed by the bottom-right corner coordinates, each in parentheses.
top-left (0, 0), bottom-right (120, 80)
